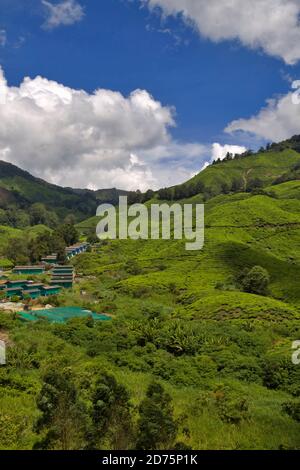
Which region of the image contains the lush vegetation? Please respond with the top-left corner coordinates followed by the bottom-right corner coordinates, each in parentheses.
top-left (0, 160), bottom-right (128, 226)
top-left (1, 223), bottom-right (79, 266)
top-left (0, 141), bottom-right (300, 450)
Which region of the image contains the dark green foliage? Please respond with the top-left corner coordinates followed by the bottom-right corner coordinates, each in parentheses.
top-left (238, 266), bottom-right (270, 296)
top-left (28, 231), bottom-right (65, 263)
top-left (5, 223), bottom-right (78, 264)
top-left (6, 237), bottom-right (30, 264)
top-left (57, 223), bottom-right (79, 246)
top-left (246, 178), bottom-right (264, 192)
top-left (29, 203), bottom-right (59, 228)
top-left (214, 385), bottom-right (249, 424)
top-left (127, 190), bottom-right (143, 204)
top-left (86, 229), bottom-right (99, 244)
top-left (89, 373), bottom-right (133, 450)
top-left (282, 401), bottom-right (300, 422)
top-left (157, 187), bottom-right (174, 201)
top-left (0, 160), bottom-right (98, 224)
top-left (1, 139), bottom-right (300, 451)
top-left (136, 382), bottom-right (178, 450)
top-left (262, 355), bottom-right (300, 393)
top-left (124, 259), bottom-right (143, 275)
top-left (34, 369), bottom-right (87, 450)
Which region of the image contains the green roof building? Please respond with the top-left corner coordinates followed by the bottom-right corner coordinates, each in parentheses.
top-left (13, 266), bottom-right (45, 275)
top-left (40, 285), bottom-right (62, 296)
top-left (22, 289), bottom-right (41, 300)
top-left (4, 287), bottom-right (23, 297)
top-left (52, 265), bottom-right (73, 270)
top-left (51, 274), bottom-right (74, 280)
top-left (6, 280), bottom-right (29, 289)
top-left (23, 283), bottom-right (44, 291)
top-left (50, 279), bottom-right (73, 289)
top-left (41, 255), bottom-right (58, 265)
top-left (52, 268), bottom-right (74, 275)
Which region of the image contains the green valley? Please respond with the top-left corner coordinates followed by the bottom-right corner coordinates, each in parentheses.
top-left (0, 141), bottom-right (300, 450)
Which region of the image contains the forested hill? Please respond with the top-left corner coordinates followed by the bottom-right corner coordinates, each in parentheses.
top-left (1, 135), bottom-right (300, 227)
top-left (1, 136), bottom-right (300, 450)
top-left (154, 135), bottom-right (300, 202)
top-left (0, 160), bottom-right (128, 226)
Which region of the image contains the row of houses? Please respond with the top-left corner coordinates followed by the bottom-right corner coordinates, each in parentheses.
top-left (12, 242), bottom-right (90, 275)
top-left (0, 267), bottom-right (75, 300)
top-left (4, 244), bottom-right (86, 301)
top-left (50, 265), bottom-right (74, 289)
top-left (0, 280), bottom-right (61, 300)
top-left (13, 265), bottom-right (45, 275)
top-left (41, 242), bottom-right (90, 265)
top-left (65, 242), bottom-right (89, 259)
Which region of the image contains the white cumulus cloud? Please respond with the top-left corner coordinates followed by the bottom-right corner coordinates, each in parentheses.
top-left (211, 143), bottom-right (247, 161)
top-left (197, 143), bottom-right (247, 174)
top-left (42, 0), bottom-right (84, 30)
top-left (140, 0), bottom-right (300, 64)
top-left (226, 90), bottom-right (300, 141)
top-left (0, 67), bottom-right (209, 191)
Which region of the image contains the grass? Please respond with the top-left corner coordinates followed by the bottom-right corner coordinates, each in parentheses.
top-left (1, 147), bottom-right (300, 449)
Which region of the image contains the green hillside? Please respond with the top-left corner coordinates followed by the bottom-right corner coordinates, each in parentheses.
top-left (1, 141), bottom-right (300, 450)
top-left (155, 141), bottom-right (300, 202)
top-left (187, 148), bottom-right (300, 194)
top-left (0, 160), bottom-right (128, 224)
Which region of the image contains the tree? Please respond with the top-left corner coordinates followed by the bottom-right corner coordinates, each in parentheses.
top-left (246, 178), bottom-right (263, 192)
top-left (47, 211), bottom-right (59, 229)
top-left (89, 373), bottom-right (133, 450)
top-left (64, 214), bottom-right (77, 225)
top-left (28, 233), bottom-right (51, 263)
top-left (214, 385), bottom-right (249, 424)
top-left (173, 186), bottom-right (184, 200)
top-left (231, 178), bottom-right (243, 192)
top-left (136, 382), bottom-right (178, 450)
top-left (238, 266), bottom-right (270, 296)
top-left (0, 209), bottom-right (8, 225)
top-left (56, 223), bottom-right (79, 246)
top-left (27, 231), bottom-right (66, 263)
top-left (28, 203), bottom-right (58, 228)
top-left (86, 229), bottom-right (99, 244)
top-left (158, 188), bottom-right (173, 201)
top-left (142, 189), bottom-right (155, 203)
top-left (128, 191), bottom-right (141, 205)
top-left (6, 237), bottom-right (29, 265)
top-left (29, 203), bottom-right (48, 225)
top-left (34, 369), bottom-right (87, 450)
top-left (195, 180), bottom-right (205, 194)
top-left (282, 401), bottom-right (300, 422)
top-left (221, 182), bottom-right (230, 194)
top-left (224, 152), bottom-right (233, 161)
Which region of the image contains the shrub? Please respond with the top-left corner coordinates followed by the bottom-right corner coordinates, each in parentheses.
top-left (238, 266), bottom-right (270, 296)
top-left (136, 382), bottom-right (178, 450)
top-left (214, 385), bottom-right (250, 424)
top-left (282, 401), bottom-right (300, 422)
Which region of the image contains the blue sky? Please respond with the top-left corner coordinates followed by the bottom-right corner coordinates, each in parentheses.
top-left (0, 0), bottom-right (300, 190)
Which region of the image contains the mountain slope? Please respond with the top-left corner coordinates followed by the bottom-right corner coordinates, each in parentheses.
top-left (76, 138), bottom-right (300, 314)
top-left (2, 138), bottom-right (300, 450)
top-left (0, 160), bottom-right (128, 222)
top-left (157, 138), bottom-right (300, 201)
